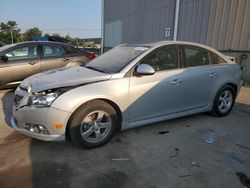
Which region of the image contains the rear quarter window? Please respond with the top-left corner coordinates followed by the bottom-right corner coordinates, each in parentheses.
top-left (63, 45), bottom-right (80, 55)
top-left (209, 51), bottom-right (227, 64)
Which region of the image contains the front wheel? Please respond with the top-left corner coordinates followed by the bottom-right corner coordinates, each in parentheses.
top-left (68, 100), bottom-right (118, 149)
top-left (211, 85), bottom-right (236, 116)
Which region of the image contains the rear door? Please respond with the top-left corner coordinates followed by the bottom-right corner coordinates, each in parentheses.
top-left (178, 45), bottom-right (219, 111)
top-left (0, 43), bottom-right (41, 85)
top-left (40, 43), bottom-right (72, 72)
top-left (62, 45), bottom-right (89, 66)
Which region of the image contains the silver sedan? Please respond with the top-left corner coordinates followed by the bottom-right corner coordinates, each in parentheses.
top-left (11, 41), bottom-right (242, 148)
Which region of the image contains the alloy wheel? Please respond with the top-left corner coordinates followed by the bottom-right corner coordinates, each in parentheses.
top-left (218, 90), bottom-right (233, 113)
top-left (80, 110), bottom-right (112, 143)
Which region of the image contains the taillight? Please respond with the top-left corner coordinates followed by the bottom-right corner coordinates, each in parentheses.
top-left (86, 53), bottom-right (96, 60)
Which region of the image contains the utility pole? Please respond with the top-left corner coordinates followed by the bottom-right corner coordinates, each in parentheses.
top-left (101, 0), bottom-right (104, 54)
top-left (21, 33), bottom-right (24, 42)
top-left (173, 0), bottom-right (180, 41)
top-left (10, 26), bottom-right (14, 44)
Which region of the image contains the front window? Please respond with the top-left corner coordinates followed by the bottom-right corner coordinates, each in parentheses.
top-left (85, 45), bottom-right (149, 73)
top-left (140, 45), bottom-right (178, 71)
top-left (5, 45), bottom-right (37, 61)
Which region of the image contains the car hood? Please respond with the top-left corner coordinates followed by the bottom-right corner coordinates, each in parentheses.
top-left (21, 66), bottom-right (112, 93)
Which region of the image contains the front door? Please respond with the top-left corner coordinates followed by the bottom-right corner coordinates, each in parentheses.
top-left (0, 44), bottom-right (41, 85)
top-left (128, 45), bottom-right (183, 123)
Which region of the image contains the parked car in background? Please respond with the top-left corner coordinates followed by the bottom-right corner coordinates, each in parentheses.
top-left (82, 48), bottom-right (101, 56)
top-left (0, 41), bottom-right (93, 87)
top-left (0, 42), bottom-right (6, 48)
top-left (11, 41), bottom-right (242, 148)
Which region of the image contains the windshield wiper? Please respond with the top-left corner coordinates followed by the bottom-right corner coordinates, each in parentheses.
top-left (86, 66), bottom-right (106, 73)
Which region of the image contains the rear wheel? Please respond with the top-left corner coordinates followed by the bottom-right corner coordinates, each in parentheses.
top-left (68, 100), bottom-right (118, 148)
top-left (211, 85), bottom-right (236, 116)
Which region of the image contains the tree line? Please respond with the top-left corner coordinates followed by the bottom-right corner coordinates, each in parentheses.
top-left (0, 20), bottom-right (78, 45)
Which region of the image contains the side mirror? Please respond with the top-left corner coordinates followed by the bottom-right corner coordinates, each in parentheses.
top-left (0, 55), bottom-right (8, 62)
top-left (135, 64), bottom-right (155, 76)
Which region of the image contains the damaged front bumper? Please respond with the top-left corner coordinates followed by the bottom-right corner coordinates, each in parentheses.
top-left (11, 105), bottom-right (72, 141)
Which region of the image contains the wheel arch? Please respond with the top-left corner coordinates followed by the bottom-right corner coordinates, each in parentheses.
top-left (209, 82), bottom-right (238, 109)
top-left (215, 82), bottom-right (238, 98)
top-left (210, 82), bottom-right (237, 116)
top-left (225, 82), bottom-right (237, 94)
top-left (66, 98), bottom-right (123, 139)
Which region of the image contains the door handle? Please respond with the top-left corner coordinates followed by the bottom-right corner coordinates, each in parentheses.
top-left (171, 79), bottom-right (182, 85)
top-left (62, 58), bottom-right (70, 61)
top-left (28, 61), bottom-right (38, 65)
top-left (209, 72), bottom-right (217, 77)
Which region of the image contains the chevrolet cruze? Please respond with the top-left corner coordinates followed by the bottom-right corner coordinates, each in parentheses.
top-left (11, 41), bottom-right (242, 148)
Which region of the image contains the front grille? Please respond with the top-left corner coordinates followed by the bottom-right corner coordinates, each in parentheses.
top-left (14, 95), bottom-right (23, 106)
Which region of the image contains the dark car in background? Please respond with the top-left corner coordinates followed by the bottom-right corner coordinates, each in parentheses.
top-left (0, 42), bottom-right (6, 48)
top-left (0, 41), bottom-right (92, 87)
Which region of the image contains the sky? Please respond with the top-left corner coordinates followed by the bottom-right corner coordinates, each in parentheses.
top-left (0, 0), bottom-right (101, 39)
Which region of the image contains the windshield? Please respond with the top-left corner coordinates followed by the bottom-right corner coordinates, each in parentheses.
top-left (0, 43), bottom-right (16, 52)
top-left (85, 45), bottom-right (149, 73)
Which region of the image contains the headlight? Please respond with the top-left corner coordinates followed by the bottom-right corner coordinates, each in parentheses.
top-left (31, 92), bottom-right (60, 107)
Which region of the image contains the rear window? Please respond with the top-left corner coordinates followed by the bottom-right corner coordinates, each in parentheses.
top-left (180, 45), bottom-right (209, 68)
top-left (43, 44), bottom-right (66, 57)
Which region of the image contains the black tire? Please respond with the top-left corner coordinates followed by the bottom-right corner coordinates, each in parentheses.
top-left (211, 85), bottom-right (236, 117)
top-left (68, 100), bottom-right (118, 149)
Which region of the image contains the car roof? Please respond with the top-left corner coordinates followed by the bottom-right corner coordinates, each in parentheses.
top-left (124, 40), bottom-right (223, 56)
top-left (153, 40), bottom-right (215, 49)
top-left (125, 40), bottom-right (213, 49)
top-left (0, 41), bottom-right (73, 53)
top-left (120, 40), bottom-right (230, 73)
top-left (14, 41), bottom-right (70, 46)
